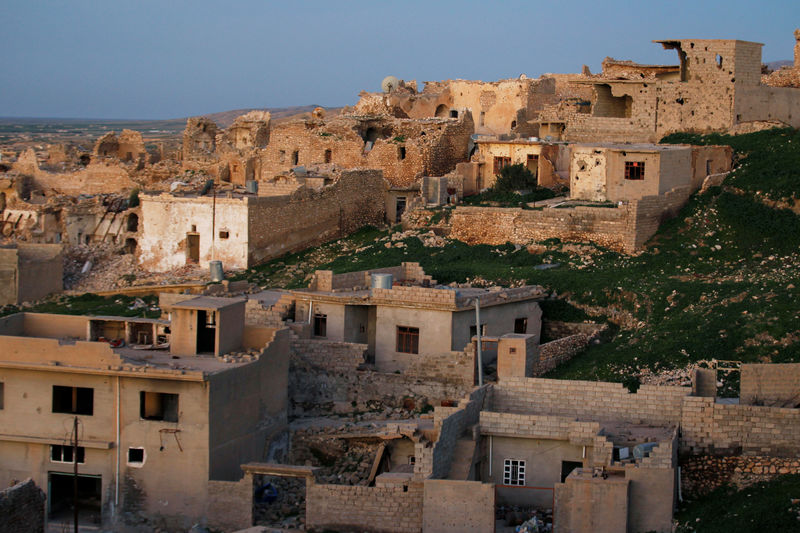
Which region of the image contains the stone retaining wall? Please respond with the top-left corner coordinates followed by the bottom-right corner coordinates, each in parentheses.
top-left (680, 455), bottom-right (800, 497)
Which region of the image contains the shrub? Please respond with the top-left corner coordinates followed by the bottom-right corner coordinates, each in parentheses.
top-left (493, 163), bottom-right (537, 193)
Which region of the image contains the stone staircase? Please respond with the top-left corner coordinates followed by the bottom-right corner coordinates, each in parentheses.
top-left (246, 292), bottom-right (296, 327)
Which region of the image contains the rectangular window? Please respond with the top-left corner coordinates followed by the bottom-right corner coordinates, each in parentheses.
top-left (493, 156), bottom-right (511, 175)
top-left (313, 313), bottom-right (327, 338)
top-left (514, 317), bottom-right (528, 334)
top-left (50, 445), bottom-right (85, 464)
top-left (396, 326), bottom-right (419, 354)
top-left (139, 392), bottom-right (179, 422)
top-left (52, 386), bottom-right (94, 415)
top-left (127, 448), bottom-right (145, 466)
top-left (624, 161), bottom-right (645, 180)
top-left (503, 459), bottom-right (525, 486)
top-left (469, 324), bottom-right (487, 338)
top-left (0, 382), bottom-right (3, 410)
top-left (218, 230), bottom-right (229, 239)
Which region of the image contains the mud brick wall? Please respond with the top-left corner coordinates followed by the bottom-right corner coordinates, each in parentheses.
top-left (491, 377), bottom-right (690, 426)
top-left (681, 455), bottom-right (800, 497)
top-left (247, 169), bottom-right (385, 265)
top-left (740, 363), bottom-right (800, 406)
top-left (306, 480), bottom-right (423, 533)
top-left (0, 479), bottom-right (45, 533)
top-left (291, 339), bottom-right (367, 374)
top-left (535, 334), bottom-right (590, 376)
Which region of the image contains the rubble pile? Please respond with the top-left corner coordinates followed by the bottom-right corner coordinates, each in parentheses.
top-left (253, 475), bottom-right (307, 530)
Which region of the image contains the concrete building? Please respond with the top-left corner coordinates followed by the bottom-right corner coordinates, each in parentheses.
top-left (538, 36), bottom-right (800, 142)
top-left (290, 263), bottom-right (545, 374)
top-left (0, 296), bottom-right (290, 530)
top-left (0, 243), bottom-right (62, 306)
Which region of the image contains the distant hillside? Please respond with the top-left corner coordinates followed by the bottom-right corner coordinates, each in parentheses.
top-left (765, 59), bottom-right (793, 71)
top-left (203, 105), bottom-right (343, 127)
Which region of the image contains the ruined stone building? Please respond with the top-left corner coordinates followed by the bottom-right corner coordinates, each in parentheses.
top-left (538, 36), bottom-right (800, 142)
top-left (762, 29), bottom-right (800, 88)
top-left (449, 142), bottom-right (731, 252)
top-left (355, 76), bottom-right (560, 137)
top-left (290, 263), bottom-right (544, 375)
top-left (138, 169), bottom-right (386, 271)
top-left (470, 137), bottom-right (569, 191)
top-left (0, 296), bottom-right (289, 530)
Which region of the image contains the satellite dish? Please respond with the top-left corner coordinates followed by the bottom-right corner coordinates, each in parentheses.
top-left (381, 75), bottom-right (401, 93)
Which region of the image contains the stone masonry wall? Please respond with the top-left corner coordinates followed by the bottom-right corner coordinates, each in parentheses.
top-left (0, 479), bottom-right (45, 533)
top-left (541, 320), bottom-right (607, 342)
top-left (305, 479), bottom-right (423, 533)
top-left (681, 455), bottom-right (800, 497)
top-left (535, 334), bottom-right (590, 376)
top-left (450, 184), bottom-right (694, 252)
top-left (494, 377), bottom-right (800, 456)
top-left (292, 339), bottom-right (367, 374)
top-left (740, 363), bottom-right (800, 406)
top-left (247, 169), bottom-right (386, 265)
top-left (492, 377), bottom-right (690, 426)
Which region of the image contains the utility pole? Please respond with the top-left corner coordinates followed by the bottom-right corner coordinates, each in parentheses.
top-left (73, 415), bottom-right (79, 533)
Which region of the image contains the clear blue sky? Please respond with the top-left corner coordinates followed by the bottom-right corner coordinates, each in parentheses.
top-left (1, 0), bottom-right (798, 119)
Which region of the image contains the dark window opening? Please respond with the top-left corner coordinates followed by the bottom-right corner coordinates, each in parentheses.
top-left (186, 233), bottom-right (200, 263)
top-left (511, 120), bottom-right (517, 129)
top-left (126, 213), bottom-right (138, 232)
top-left (450, 110), bottom-right (458, 118)
top-left (128, 448), bottom-right (145, 464)
top-left (395, 197), bottom-right (407, 223)
top-left (716, 54), bottom-right (723, 68)
top-left (479, 111), bottom-right (485, 126)
top-left (139, 391), bottom-right (179, 422)
top-left (123, 238), bottom-right (137, 254)
top-left (561, 460), bottom-right (583, 482)
top-left (0, 382), bottom-right (3, 409)
top-left (398, 146), bottom-right (406, 160)
top-left (324, 149), bottom-right (332, 163)
top-left (218, 230), bottom-right (229, 239)
top-left (514, 317), bottom-right (528, 334)
top-left (435, 104), bottom-right (448, 118)
top-left (624, 161), bottom-right (645, 180)
top-left (313, 313), bottom-right (327, 338)
top-left (50, 445), bottom-right (85, 464)
top-left (52, 386), bottom-right (93, 415)
top-left (196, 310), bottom-right (216, 353)
top-left (396, 326), bottom-right (419, 354)
top-left (493, 156), bottom-right (511, 176)
top-left (291, 150), bottom-right (299, 166)
top-left (526, 154), bottom-right (538, 178)
top-left (469, 324), bottom-right (487, 338)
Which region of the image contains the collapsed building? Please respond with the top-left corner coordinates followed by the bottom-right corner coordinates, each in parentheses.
top-left (355, 75), bottom-right (560, 137)
top-left (537, 35), bottom-right (800, 142)
top-left (138, 169), bottom-right (386, 271)
top-left (0, 296), bottom-right (289, 530)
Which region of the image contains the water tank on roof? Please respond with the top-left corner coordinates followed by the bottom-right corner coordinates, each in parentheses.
top-left (371, 273), bottom-right (393, 289)
top-left (209, 260), bottom-right (224, 282)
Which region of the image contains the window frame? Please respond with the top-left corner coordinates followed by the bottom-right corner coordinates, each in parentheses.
top-left (139, 391), bottom-right (179, 422)
top-left (50, 444), bottom-right (85, 464)
top-left (503, 458), bottom-right (526, 486)
top-left (493, 156), bottom-right (512, 176)
top-left (396, 326), bottom-right (420, 354)
top-left (313, 313), bottom-right (327, 338)
top-left (52, 386), bottom-right (94, 416)
top-left (624, 161), bottom-right (645, 180)
top-left (514, 317), bottom-right (528, 334)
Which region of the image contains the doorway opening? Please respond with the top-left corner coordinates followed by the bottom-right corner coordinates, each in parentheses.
top-left (196, 310), bottom-right (216, 354)
top-left (186, 233), bottom-right (200, 263)
top-left (48, 472), bottom-right (102, 526)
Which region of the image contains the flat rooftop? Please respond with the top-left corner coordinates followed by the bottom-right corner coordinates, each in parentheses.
top-left (172, 296), bottom-right (246, 311)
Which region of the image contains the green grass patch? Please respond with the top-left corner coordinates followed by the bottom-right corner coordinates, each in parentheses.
top-left (675, 475), bottom-right (800, 533)
top-left (1, 293), bottom-right (160, 319)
